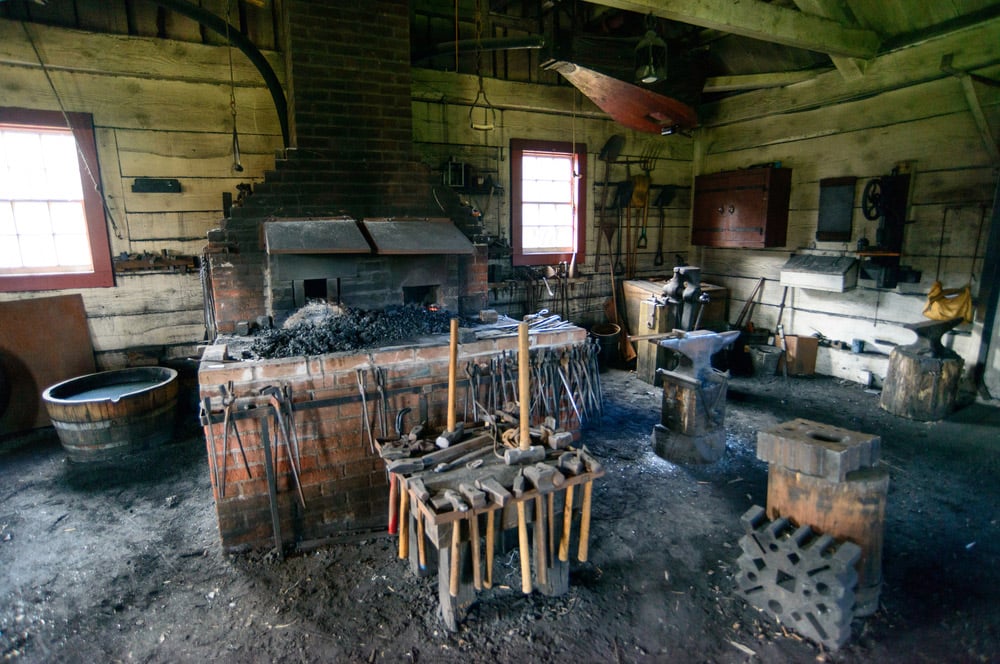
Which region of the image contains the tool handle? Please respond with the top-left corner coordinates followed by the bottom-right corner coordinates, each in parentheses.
top-left (417, 512), bottom-right (427, 571)
top-left (559, 484), bottom-right (575, 562)
top-left (518, 322), bottom-right (531, 450)
top-left (447, 318), bottom-right (459, 432)
top-left (484, 510), bottom-right (495, 589)
top-left (398, 483), bottom-right (409, 560)
top-left (387, 473), bottom-right (399, 535)
top-left (449, 521), bottom-right (461, 598)
top-left (470, 515), bottom-right (482, 591)
top-left (577, 480), bottom-right (593, 562)
top-left (535, 496), bottom-right (548, 587)
top-left (517, 501), bottom-right (532, 594)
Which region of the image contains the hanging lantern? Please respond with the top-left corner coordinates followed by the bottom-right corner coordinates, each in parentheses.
top-left (634, 15), bottom-right (667, 85)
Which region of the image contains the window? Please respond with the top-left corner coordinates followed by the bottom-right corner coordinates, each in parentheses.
top-left (510, 138), bottom-right (586, 267)
top-left (0, 108), bottom-right (113, 291)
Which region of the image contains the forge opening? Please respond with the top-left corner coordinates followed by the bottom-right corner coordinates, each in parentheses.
top-left (403, 284), bottom-right (439, 307)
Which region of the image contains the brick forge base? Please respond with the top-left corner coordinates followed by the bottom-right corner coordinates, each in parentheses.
top-left (198, 326), bottom-right (587, 553)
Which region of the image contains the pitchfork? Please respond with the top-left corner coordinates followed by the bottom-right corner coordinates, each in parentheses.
top-left (634, 143), bottom-right (661, 250)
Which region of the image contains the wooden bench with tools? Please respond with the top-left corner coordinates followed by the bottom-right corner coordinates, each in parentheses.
top-left (377, 320), bottom-right (605, 630)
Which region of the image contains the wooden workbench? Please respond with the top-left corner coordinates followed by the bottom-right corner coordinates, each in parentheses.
top-left (379, 433), bottom-right (604, 630)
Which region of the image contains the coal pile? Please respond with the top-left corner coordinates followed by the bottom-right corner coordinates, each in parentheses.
top-left (250, 304), bottom-right (463, 359)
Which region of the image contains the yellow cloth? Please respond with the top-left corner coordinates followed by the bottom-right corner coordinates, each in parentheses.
top-left (923, 280), bottom-right (973, 323)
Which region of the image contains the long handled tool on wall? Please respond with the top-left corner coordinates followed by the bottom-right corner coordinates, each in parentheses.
top-left (595, 135), bottom-right (624, 275)
top-left (634, 144), bottom-right (659, 252)
top-left (653, 185), bottom-right (676, 267)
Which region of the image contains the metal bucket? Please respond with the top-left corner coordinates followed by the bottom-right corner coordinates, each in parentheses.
top-left (749, 345), bottom-right (783, 376)
top-left (591, 323), bottom-right (621, 368)
top-left (42, 367), bottom-right (179, 464)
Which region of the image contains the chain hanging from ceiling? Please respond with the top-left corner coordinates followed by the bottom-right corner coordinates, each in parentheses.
top-left (469, 0), bottom-right (496, 131)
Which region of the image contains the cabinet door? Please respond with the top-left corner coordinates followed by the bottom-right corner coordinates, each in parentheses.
top-left (692, 168), bottom-right (789, 248)
top-left (725, 183), bottom-right (768, 244)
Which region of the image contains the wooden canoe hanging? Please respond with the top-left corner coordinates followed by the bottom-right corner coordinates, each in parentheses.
top-left (544, 61), bottom-right (698, 135)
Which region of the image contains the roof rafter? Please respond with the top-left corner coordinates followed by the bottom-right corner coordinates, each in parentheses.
top-left (580, 0), bottom-right (881, 59)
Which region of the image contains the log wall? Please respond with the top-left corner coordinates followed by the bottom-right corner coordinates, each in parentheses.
top-left (412, 69), bottom-right (697, 329)
top-left (693, 19), bottom-right (1000, 385)
top-left (0, 20), bottom-right (284, 367)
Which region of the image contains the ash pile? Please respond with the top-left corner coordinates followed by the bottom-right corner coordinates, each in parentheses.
top-left (250, 303), bottom-right (464, 359)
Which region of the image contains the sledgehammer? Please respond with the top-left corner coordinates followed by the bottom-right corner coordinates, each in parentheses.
top-left (436, 318), bottom-right (462, 448)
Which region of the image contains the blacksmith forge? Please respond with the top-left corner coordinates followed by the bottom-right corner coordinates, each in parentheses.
top-left (651, 329), bottom-right (739, 463)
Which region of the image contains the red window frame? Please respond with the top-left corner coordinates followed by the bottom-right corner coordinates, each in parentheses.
top-left (509, 138), bottom-right (587, 267)
top-left (0, 107), bottom-right (114, 292)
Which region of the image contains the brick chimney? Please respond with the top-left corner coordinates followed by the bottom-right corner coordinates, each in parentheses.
top-left (204, 1), bottom-right (482, 334)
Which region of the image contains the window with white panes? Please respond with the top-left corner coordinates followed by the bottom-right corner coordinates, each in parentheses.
top-left (510, 139), bottom-right (586, 267)
top-left (0, 108), bottom-right (113, 291)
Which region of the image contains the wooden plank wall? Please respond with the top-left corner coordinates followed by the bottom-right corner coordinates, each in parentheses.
top-left (0, 20), bottom-right (284, 367)
top-left (695, 59), bottom-right (1000, 381)
top-left (412, 69), bottom-right (696, 328)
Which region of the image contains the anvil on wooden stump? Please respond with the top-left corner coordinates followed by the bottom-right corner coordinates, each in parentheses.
top-left (650, 329), bottom-right (739, 463)
top-left (880, 317), bottom-right (964, 421)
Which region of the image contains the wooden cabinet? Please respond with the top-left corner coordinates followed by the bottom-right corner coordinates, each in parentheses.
top-left (692, 166), bottom-right (792, 248)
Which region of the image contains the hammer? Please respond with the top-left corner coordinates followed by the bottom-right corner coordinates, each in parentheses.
top-left (577, 448), bottom-right (603, 563)
top-left (475, 476), bottom-right (511, 589)
top-left (409, 479), bottom-right (431, 571)
top-left (504, 445), bottom-right (545, 466)
top-left (435, 318), bottom-right (462, 448)
top-left (557, 452), bottom-right (584, 561)
top-left (459, 483), bottom-right (487, 590)
top-left (523, 464), bottom-right (562, 587)
top-left (442, 489), bottom-right (468, 598)
top-left (513, 469), bottom-right (532, 594)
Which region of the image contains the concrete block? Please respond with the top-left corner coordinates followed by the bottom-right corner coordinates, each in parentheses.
top-left (756, 418), bottom-right (879, 481)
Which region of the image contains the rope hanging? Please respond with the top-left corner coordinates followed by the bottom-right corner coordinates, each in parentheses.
top-left (225, 1), bottom-right (244, 173)
top-left (20, 22), bottom-right (125, 240)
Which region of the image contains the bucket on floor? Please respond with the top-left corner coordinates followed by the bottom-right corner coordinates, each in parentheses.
top-left (591, 323), bottom-right (621, 368)
top-left (42, 367), bottom-right (179, 464)
top-left (749, 345), bottom-right (783, 376)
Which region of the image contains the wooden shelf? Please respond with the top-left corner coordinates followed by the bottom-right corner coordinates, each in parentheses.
top-left (856, 251), bottom-right (901, 257)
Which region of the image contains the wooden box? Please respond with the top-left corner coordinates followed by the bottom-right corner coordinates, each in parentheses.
top-left (622, 279), bottom-right (728, 337)
top-left (692, 166), bottom-right (792, 248)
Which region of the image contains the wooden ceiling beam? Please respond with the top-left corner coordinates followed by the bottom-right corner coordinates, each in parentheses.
top-left (791, 0), bottom-right (867, 80)
top-left (703, 69), bottom-right (831, 93)
top-left (700, 16), bottom-right (1000, 127)
top-left (580, 0), bottom-right (880, 59)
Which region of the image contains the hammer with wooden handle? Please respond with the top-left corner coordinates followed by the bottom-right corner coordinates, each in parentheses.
top-left (577, 449), bottom-right (603, 563)
top-left (459, 483), bottom-right (487, 591)
top-left (475, 476), bottom-right (511, 589)
top-left (443, 489), bottom-right (468, 598)
top-left (512, 470), bottom-right (532, 594)
top-left (557, 452), bottom-right (585, 561)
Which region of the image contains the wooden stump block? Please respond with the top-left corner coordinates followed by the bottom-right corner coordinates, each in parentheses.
top-left (880, 347), bottom-right (963, 421)
top-left (766, 465), bottom-right (889, 617)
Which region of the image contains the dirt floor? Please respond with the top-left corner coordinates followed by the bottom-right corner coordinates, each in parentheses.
top-left (1, 367), bottom-right (998, 663)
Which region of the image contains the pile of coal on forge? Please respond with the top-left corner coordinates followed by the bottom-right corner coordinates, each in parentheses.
top-left (250, 303), bottom-right (467, 359)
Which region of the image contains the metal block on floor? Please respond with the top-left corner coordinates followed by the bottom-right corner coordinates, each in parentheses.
top-left (756, 418), bottom-right (879, 481)
top-left (735, 505), bottom-right (861, 651)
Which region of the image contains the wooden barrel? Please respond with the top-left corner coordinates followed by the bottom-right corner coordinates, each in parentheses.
top-left (42, 367), bottom-right (179, 464)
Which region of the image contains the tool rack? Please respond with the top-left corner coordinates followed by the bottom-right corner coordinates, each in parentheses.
top-left (380, 435), bottom-right (604, 631)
